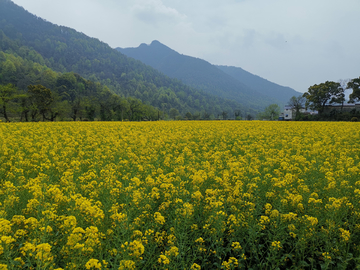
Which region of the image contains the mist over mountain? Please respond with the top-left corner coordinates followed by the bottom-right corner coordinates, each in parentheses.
top-left (117, 41), bottom-right (302, 108)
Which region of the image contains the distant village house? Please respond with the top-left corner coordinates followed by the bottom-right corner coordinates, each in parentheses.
top-left (280, 103), bottom-right (360, 120)
top-left (279, 106), bottom-right (309, 120)
top-left (322, 103), bottom-right (360, 114)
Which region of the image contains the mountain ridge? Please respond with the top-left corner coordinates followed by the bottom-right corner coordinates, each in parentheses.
top-left (117, 41), bottom-right (302, 108)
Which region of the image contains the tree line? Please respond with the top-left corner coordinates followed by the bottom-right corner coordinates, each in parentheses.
top-left (286, 78), bottom-right (360, 121)
top-left (256, 77), bottom-right (360, 121)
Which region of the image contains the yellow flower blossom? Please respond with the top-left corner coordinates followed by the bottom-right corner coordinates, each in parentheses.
top-left (1, 120), bottom-right (360, 268)
top-left (190, 263), bottom-right (201, 270)
top-left (154, 212), bottom-right (166, 225)
top-left (271, 241), bottom-right (282, 250)
top-left (158, 254), bottom-right (170, 265)
top-left (85, 259), bottom-right (102, 269)
top-left (119, 260), bottom-right (136, 270)
top-left (339, 228), bottom-right (351, 242)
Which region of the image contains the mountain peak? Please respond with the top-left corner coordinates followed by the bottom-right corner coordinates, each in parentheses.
top-left (116, 40), bottom-right (178, 70)
top-left (150, 40), bottom-right (161, 46)
top-left (149, 40), bottom-right (175, 52)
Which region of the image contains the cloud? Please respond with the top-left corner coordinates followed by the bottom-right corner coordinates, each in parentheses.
top-left (131, 0), bottom-right (187, 26)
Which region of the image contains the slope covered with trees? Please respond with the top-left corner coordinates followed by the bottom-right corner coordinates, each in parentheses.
top-left (0, 0), bottom-right (250, 119)
top-left (0, 50), bottom-right (160, 121)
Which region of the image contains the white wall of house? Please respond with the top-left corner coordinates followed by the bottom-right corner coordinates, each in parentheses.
top-left (284, 106), bottom-right (293, 120)
top-left (283, 106), bottom-right (307, 120)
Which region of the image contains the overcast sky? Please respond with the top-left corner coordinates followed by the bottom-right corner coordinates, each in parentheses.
top-left (12, 0), bottom-right (360, 93)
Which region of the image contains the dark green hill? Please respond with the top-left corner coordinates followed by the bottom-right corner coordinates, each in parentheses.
top-left (0, 49), bottom-right (161, 122)
top-left (0, 0), bottom-right (249, 118)
top-left (117, 40), bottom-right (299, 108)
top-left (217, 65), bottom-right (301, 106)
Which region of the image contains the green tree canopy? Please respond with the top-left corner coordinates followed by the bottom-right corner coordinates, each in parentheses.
top-left (348, 77), bottom-right (360, 103)
top-left (169, 108), bottom-right (180, 120)
top-left (303, 81), bottom-right (344, 114)
top-left (0, 83), bottom-right (18, 122)
top-left (258, 104), bottom-right (281, 120)
top-left (27, 84), bottom-right (54, 121)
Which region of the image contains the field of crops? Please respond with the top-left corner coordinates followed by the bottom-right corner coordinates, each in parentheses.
top-left (0, 121), bottom-right (360, 269)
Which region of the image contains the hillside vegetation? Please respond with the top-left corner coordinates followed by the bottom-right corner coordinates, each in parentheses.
top-left (0, 0), bottom-right (251, 119)
top-left (0, 49), bottom-right (160, 121)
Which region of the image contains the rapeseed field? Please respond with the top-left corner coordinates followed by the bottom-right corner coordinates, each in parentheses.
top-left (0, 121), bottom-right (359, 269)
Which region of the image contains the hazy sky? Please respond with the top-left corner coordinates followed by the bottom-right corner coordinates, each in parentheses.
top-left (12, 0), bottom-right (360, 93)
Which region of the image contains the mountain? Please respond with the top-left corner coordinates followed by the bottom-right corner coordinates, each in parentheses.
top-left (0, 0), bottom-right (250, 119)
top-left (117, 41), bottom-right (301, 108)
top-left (216, 65), bottom-right (302, 106)
top-left (117, 41), bottom-right (276, 110)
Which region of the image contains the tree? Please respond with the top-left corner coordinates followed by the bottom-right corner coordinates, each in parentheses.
top-left (202, 111), bottom-right (210, 120)
top-left (40, 69), bottom-right (58, 89)
top-left (1, 59), bottom-right (17, 83)
top-left (169, 108), bottom-right (179, 120)
top-left (234, 109), bottom-right (242, 120)
top-left (98, 86), bottom-right (113, 121)
top-left (221, 111), bottom-right (228, 120)
top-left (347, 77), bottom-right (360, 103)
top-left (192, 112), bottom-right (201, 120)
top-left (303, 81), bottom-right (344, 114)
top-left (258, 104), bottom-right (280, 120)
top-left (0, 83), bottom-right (17, 122)
top-left (27, 84), bottom-right (54, 121)
top-left (185, 112), bottom-right (192, 120)
top-left (288, 95), bottom-right (305, 120)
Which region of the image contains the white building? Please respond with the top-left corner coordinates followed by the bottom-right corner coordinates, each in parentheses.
top-left (280, 106), bottom-right (307, 120)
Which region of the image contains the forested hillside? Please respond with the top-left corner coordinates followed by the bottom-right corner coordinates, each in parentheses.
top-left (0, 0), bottom-right (252, 120)
top-left (0, 49), bottom-right (160, 121)
top-left (117, 40), bottom-right (297, 108)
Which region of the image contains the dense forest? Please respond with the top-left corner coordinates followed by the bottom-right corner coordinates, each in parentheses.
top-left (0, 0), bottom-right (254, 121)
top-left (0, 50), bottom-right (160, 121)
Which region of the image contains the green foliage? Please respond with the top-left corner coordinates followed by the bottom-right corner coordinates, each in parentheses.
top-left (303, 81), bottom-right (344, 114)
top-left (169, 108), bottom-right (180, 120)
top-left (298, 110), bottom-right (360, 122)
top-left (296, 77), bottom-right (360, 122)
top-left (27, 84), bottom-right (54, 121)
top-left (0, 50), bottom-right (161, 122)
top-left (258, 104), bottom-right (281, 120)
top-left (0, 83), bottom-right (17, 121)
top-left (348, 77), bottom-right (360, 103)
